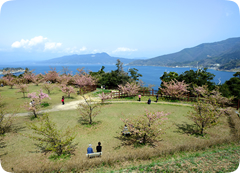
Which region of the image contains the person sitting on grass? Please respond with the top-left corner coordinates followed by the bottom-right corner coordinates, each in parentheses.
top-left (87, 144), bottom-right (93, 154)
top-left (147, 98), bottom-right (151, 104)
top-left (96, 142), bottom-right (102, 152)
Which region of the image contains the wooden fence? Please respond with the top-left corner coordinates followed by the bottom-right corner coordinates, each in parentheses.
top-left (110, 89), bottom-right (240, 110)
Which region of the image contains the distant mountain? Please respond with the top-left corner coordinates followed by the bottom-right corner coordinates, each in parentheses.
top-left (128, 37), bottom-right (240, 71)
top-left (37, 52), bottom-right (137, 65)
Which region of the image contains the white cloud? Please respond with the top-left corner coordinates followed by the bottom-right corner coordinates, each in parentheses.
top-left (112, 47), bottom-right (138, 53)
top-left (44, 42), bottom-right (62, 51)
top-left (64, 46), bottom-right (87, 54)
top-left (11, 36), bottom-right (62, 51)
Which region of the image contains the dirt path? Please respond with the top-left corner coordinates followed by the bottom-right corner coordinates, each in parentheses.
top-left (13, 98), bottom-right (192, 117)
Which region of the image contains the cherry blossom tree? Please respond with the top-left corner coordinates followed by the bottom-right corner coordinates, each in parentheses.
top-left (44, 68), bottom-right (59, 83)
top-left (28, 89), bottom-right (51, 104)
top-left (25, 90), bottom-right (51, 118)
top-left (32, 74), bottom-right (44, 86)
top-left (73, 69), bottom-right (96, 94)
top-left (61, 84), bottom-right (76, 98)
top-left (3, 75), bottom-right (15, 89)
top-left (118, 82), bottom-right (140, 96)
top-left (23, 71), bottom-right (35, 84)
top-left (121, 109), bottom-right (169, 145)
top-left (16, 84), bottom-right (29, 98)
top-left (98, 92), bottom-right (112, 103)
top-left (23, 99), bottom-right (41, 118)
top-left (187, 85), bottom-right (233, 135)
top-left (42, 82), bottom-right (54, 94)
top-left (161, 79), bottom-right (189, 99)
top-left (58, 74), bottom-right (72, 85)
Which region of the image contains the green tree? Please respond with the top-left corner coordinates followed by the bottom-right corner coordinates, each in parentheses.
top-left (128, 68), bottom-right (142, 81)
top-left (160, 72), bottom-right (179, 88)
top-left (26, 114), bottom-right (77, 156)
top-left (177, 68), bottom-right (215, 91)
top-left (220, 72), bottom-right (240, 99)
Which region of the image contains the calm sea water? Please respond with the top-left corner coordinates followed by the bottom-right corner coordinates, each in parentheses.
top-left (0, 65), bottom-right (236, 90)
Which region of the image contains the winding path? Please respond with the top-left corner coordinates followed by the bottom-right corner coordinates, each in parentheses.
top-left (14, 98), bottom-right (192, 117)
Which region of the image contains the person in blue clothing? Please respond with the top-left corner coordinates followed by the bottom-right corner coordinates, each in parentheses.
top-left (87, 144), bottom-right (94, 154)
top-left (147, 98), bottom-right (151, 104)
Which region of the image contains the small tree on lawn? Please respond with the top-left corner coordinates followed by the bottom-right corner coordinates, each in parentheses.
top-left (0, 94), bottom-right (15, 134)
top-left (44, 67), bottom-right (59, 83)
top-left (25, 113), bottom-right (77, 157)
top-left (118, 82), bottom-right (140, 96)
top-left (16, 84), bottom-right (29, 98)
top-left (61, 84), bottom-right (76, 98)
top-left (78, 95), bottom-right (101, 124)
top-left (25, 90), bottom-right (51, 118)
top-left (187, 85), bottom-right (233, 135)
top-left (42, 82), bottom-right (54, 94)
top-left (121, 109), bottom-right (169, 145)
top-left (3, 75), bottom-right (15, 89)
top-left (98, 92), bottom-right (112, 104)
top-left (23, 98), bottom-right (41, 118)
top-left (161, 79), bottom-right (189, 99)
top-left (32, 74), bottom-right (44, 86)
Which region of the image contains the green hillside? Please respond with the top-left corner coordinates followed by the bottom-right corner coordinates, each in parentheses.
top-left (129, 37), bottom-right (240, 70)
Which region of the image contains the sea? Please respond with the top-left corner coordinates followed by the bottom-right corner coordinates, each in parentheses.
top-left (0, 65), bottom-right (236, 90)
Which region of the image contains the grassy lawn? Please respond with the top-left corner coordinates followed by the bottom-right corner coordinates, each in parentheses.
top-left (0, 83), bottom-right (81, 113)
top-left (0, 101), bottom-right (237, 172)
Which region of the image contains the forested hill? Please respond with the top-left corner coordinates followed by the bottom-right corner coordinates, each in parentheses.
top-left (128, 37), bottom-right (240, 70)
top-left (38, 52), bottom-right (136, 65)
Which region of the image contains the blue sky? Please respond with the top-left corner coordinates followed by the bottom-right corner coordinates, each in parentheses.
top-left (0, 0), bottom-right (240, 63)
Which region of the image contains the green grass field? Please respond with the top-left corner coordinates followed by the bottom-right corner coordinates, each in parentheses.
top-left (0, 85), bottom-right (239, 172)
top-left (0, 83), bottom-right (81, 113)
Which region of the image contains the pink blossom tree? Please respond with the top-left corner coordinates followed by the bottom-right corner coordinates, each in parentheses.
top-left (25, 89), bottom-right (51, 118)
top-left (42, 82), bottom-right (54, 94)
top-left (98, 92), bottom-right (112, 103)
top-left (28, 89), bottom-right (51, 104)
top-left (23, 71), bottom-right (35, 84)
top-left (44, 68), bottom-right (59, 83)
top-left (118, 82), bottom-right (140, 96)
top-left (121, 109), bottom-right (169, 145)
top-left (73, 72), bottom-right (96, 94)
top-left (61, 84), bottom-right (76, 98)
top-left (32, 74), bottom-right (44, 86)
top-left (16, 84), bottom-right (29, 98)
top-left (23, 99), bottom-right (41, 118)
top-left (161, 79), bottom-right (189, 99)
top-left (3, 75), bottom-right (15, 89)
top-left (58, 74), bottom-right (72, 85)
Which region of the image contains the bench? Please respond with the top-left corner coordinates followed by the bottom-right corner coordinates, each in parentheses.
top-left (86, 152), bottom-right (102, 158)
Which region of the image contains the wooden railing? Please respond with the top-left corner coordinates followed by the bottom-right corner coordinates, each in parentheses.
top-left (110, 89), bottom-right (240, 110)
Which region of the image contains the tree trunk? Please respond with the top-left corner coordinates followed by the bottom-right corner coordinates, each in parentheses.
top-left (143, 134), bottom-right (146, 145)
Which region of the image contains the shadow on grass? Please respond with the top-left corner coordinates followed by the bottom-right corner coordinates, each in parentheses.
top-left (65, 97), bottom-right (76, 100)
top-left (175, 122), bottom-right (204, 137)
top-left (114, 134), bottom-right (155, 149)
top-left (77, 118), bottom-right (101, 127)
top-left (0, 137), bottom-right (7, 157)
top-left (12, 124), bottom-right (26, 133)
